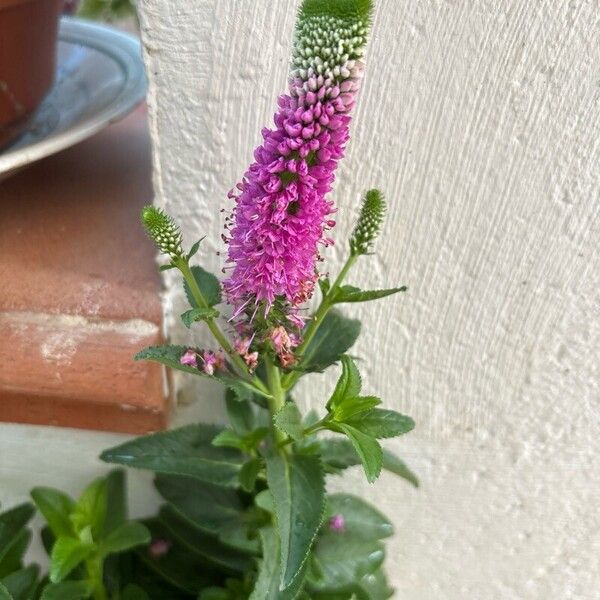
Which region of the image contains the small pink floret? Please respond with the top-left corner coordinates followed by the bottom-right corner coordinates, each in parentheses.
top-left (329, 514), bottom-right (345, 532)
top-left (180, 349), bottom-right (198, 368)
top-left (149, 539), bottom-right (171, 558)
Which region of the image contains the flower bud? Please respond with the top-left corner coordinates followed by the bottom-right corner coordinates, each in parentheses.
top-left (141, 205), bottom-right (184, 260)
top-left (349, 189), bottom-right (386, 255)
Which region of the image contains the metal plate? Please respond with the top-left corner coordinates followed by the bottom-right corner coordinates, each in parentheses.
top-left (0, 17), bottom-right (147, 179)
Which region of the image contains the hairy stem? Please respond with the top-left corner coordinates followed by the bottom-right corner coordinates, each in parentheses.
top-left (265, 357), bottom-right (287, 447)
top-left (177, 260), bottom-right (270, 396)
top-left (282, 253), bottom-right (358, 389)
top-left (86, 557), bottom-right (108, 600)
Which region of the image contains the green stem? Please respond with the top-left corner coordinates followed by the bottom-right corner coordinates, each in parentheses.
top-left (86, 557), bottom-right (108, 600)
top-left (265, 357), bottom-right (287, 447)
top-left (177, 260), bottom-right (271, 397)
top-left (282, 253), bottom-right (358, 390)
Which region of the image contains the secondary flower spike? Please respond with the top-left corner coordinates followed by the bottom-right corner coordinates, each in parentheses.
top-left (224, 0), bottom-right (374, 325)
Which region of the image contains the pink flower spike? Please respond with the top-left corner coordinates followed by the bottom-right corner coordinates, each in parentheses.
top-left (180, 349), bottom-right (198, 368)
top-left (329, 514), bottom-right (345, 532)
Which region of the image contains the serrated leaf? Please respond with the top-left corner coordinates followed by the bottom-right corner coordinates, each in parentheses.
top-left (333, 396), bottom-right (380, 422)
top-left (273, 403), bottom-right (304, 441)
top-left (301, 311), bottom-right (361, 373)
top-left (49, 537), bottom-right (95, 583)
top-left (250, 527), bottom-right (306, 600)
top-left (98, 522), bottom-right (150, 558)
top-left (180, 307), bottom-right (219, 328)
top-left (331, 425), bottom-right (382, 483)
top-left (316, 439), bottom-right (419, 487)
top-left (158, 505), bottom-right (252, 573)
top-left (184, 266), bottom-right (221, 307)
top-left (100, 424), bottom-right (243, 487)
top-left (346, 409), bottom-right (415, 439)
top-left (31, 488), bottom-right (75, 539)
top-left (328, 356), bottom-right (362, 410)
top-left (333, 286), bottom-right (407, 303)
top-left (266, 455), bottom-right (325, 589)
top-left (154, 475), bottom-right (244, 537)
top-left (1, 565), bottom-right (39, 600)
top-left (239, 459), bottom-right (262, 493)
top-left (134, 345), bottom-right (202, 376)
top-left (40, 580), bottom-right (92, 600)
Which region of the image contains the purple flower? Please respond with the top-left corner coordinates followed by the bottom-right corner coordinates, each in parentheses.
top-left (180, 349), bottom-right (198, 368)
top-left (223, 4), bottom-right (370, 328)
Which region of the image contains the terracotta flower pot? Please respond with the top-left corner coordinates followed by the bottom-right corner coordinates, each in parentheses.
top-left (0, 0), bottom-right (63, 149)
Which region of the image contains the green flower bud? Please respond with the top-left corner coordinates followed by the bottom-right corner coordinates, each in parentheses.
top-left (349, 189), bottom-right (386, 255)
top-left (141, 205), bottom-right (184, 260)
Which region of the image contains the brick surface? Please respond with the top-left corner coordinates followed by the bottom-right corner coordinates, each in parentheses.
top-left (0, 108), bottom-right (171, 432)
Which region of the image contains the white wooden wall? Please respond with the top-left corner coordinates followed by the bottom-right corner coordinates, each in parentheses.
top-left (8, 1), bottom-right (598, 597)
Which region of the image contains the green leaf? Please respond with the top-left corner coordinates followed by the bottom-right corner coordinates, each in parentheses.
top-left (98, 522), bottom-right (150, 558)
top-left (103, 469), bottom-right (127, 535)
top-left (186, 237), bottom-right (205, 261)
top-left (49, 537), bottom-right (95, 583)
top-left (331, 424), bottom-right (382, 483)
top-left (0, 530), bottom-right (30, 579)
top-left (328, 355), bottom-right (361, 410)
top-left (333, 286), bottom-right (407, 303)
top-left (332, 396), bottom-right (380, 422)
top-left (250, 527), bottom-right (306, 600)
top-left (273, 403), bottom-right (304, 441)
top-left (325, 494), bottom-right (392, 541)
top-left (159, 263), bottom-right (176, 272)
top-left (71, 478), bottom-right (107, 538)
top-left (211, 430), bottom-right (246, 451)
top-left (121, 584), bottom-right (150, 600)
top-left (354, 568), bottom-right (394, 599)
top-left (0, 582), bottom-right (11, 600)
top-left (318, 278), bottom-right (330, 297)
top-left (266, 454), bottom-right (325, 589)
top-left (184, 266), bottom-right (221, 307)
top-left (40, 580), bottom-right (93, 600)
top-left (380, 451), bottom-right (419, 487)
top-left (158, 506), bottom-right (252, 573)
top-left (346, 408), bottom-right (415, 439)
top-left (31, 488), bottom-right (75, 538)
top-left (239, 458), bottom-right (262, 493)
top-left (138, 519), bottom-right (219, 594)
top-left (100, 424), bottom-right (244, 487)
top-left (317, 439), bottom-right (419, 487)
top-left (180, 307), bottom-right (219, 328)
top-left (154, 475), bottom-right (244, 537)
top-left (310, 536), bottom-right (384, 594)
top-left (134, 345), bottom-right (202, 376)
top-left (1, 565), bottom-right (39, 600)
top-left (300, 311), bottom-right (361, 373)
top-left (0, 504), bottom-right (35, 570)
top-left (225, 390), bottom-right (256, 434)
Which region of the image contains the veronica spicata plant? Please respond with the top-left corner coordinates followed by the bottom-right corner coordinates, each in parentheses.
top-left (101, 1), bottom-right (416, 598)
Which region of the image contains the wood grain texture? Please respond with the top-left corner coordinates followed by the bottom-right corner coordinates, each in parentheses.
top-left (139, 0), bottom-right (600, 596)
